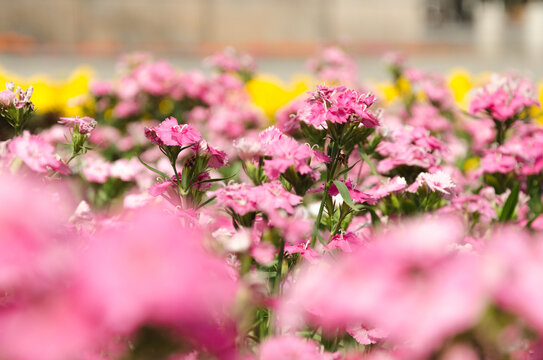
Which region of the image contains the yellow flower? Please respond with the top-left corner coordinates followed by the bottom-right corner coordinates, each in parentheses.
top-left (375, 82), bottom-right (399, 103)
top-left (246, 75), bottom-right (310, 122)
top-left (447, 69), bottom-right (472, 109)
top-left (464, 157), bottom-right (480, 172)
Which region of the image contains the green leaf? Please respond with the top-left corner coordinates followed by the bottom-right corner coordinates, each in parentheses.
top-left (499, 181), bottom-right (520, 222)
top-left (138, 156), bottom-right (168, 178)
top-left (192, 172), bottom-right (239, 186)
top-left (336, 160), bottom-right (361, 178)
top-left (332, 180), bottom-right (363, 212)
top-left (359, 149), bottom-right (378, 176)
top-left (196, 196), bottom-right (216, 209)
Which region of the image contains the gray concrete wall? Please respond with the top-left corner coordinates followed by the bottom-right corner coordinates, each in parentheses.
top-left (0, 0), bottom-right (426, 47)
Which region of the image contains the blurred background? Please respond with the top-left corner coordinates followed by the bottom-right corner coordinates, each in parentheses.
top-left (1, 0), bottom-right (543, 79)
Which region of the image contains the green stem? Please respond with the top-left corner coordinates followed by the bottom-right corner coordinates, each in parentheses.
top-left (311, 182), bottom-right (330, 248)
top-left (310, 141), bottom-right (341, 248)
top-left (273, 239), bottom-right (285, 294)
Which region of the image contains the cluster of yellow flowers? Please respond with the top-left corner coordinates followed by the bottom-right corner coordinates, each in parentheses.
top-left (2, 64), bottom-right (542, 127)
top-left (0, 66), bottom-right (93, 116)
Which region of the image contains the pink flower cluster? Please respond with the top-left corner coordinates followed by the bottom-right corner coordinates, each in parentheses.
top-left (297, 85), bottom-right (380, 128)
top-left (469, 74), bottom-right (539, 122)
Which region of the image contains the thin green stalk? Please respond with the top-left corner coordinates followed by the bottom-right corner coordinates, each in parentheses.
top-left (273, 239), bottom-right (285, 294)
top-left (311, 182), bottom-right (330, 248)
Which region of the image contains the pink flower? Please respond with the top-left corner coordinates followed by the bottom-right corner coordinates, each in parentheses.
top-left (75, 207), bottom-right (238, 336)
top-left (8, 131), bottom-right (70, 174)
top-left (306, 46), bottom-right (358, 84)
top-left (469, 74), bottom-right (539, 122)
top-left (327, 232), bottom-right (366, 253)
top-left (408, 104), bottom-right (451, 132)
top-left (258, 127), bottom-right (319, 180)
top-left (376, 126), bottom-right (445, 174)
top-left (477, 148), bottom-right (517, 175)
top-left (0, 173), bottom-right (73, 291)
top-left (275, 97), bottom-right (306, 134)
top-left (407, 171), bottom-right (456, 195)
top-left (153, 117), bottom-right (201, 147)
top-left (112, 100), bottom-right (140, 118)
top-left (204, 47), bottom-right (256, 74)
top-left (279, 216), bottom-right (484, 357)
top-left (297, 85), bottom-right (380, 128)
top-left (0, 295), bottom-right (101, 360)
top-left (365, 176), bottom-right (407, 199)
top-left (208, 183), bottom-right (259, 215)
top-left (257, 335), bottom-right (329, 360)
top-left (134, 60), bottom-right (177, 96)
top-left (90, 80), bottom-right (112, 97)
top-left (110, 158), bottom-right (140, 182)
top-left (208, 181), bottom-right (302, 218)
top-left (0, 89), bottom-right (16, 106)
top-left (59, 116), bottom-right (97, 135)
top-left (485, 228), bottom-right (543, 335)
top-left (285, 242), bottom-right (322, 264)
top-left (193, 140), bottom-right (229, 169)
top-left (83, 156), bottom-right (111, 183)
top-left (347, 325), bottom-right (388, 345)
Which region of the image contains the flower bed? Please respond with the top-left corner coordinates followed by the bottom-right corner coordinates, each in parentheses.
top-left (1, 47), bottom-right (543, 359)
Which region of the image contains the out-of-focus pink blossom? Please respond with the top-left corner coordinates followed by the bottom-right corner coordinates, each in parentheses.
top-left (306, 46), bottom-right (358, 84)
top-left (75, 207), bottom-right (239, 342)
top-left (90, 80), bottom-right (113, 97)
top-left (469, 74), bottom-right (538, 122)
top-left (8, 131), bottom-right (70, 174)
top-left (279, 216), bottom-right (485, 358)
top-left (257, 335), bottom-right (329, 360)
top-left (0, 89), bottom-right (16, 106)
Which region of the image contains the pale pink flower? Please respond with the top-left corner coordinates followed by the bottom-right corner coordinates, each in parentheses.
top-left (90, 80), bottom-right (112, 97)
top-left (204, 47), bottom-right (256, 74)
top-left (83, 156), bottom-right (111, 183)
top-left (306, 46), bottom-right (358, 84)
top-left (59, 116), bottom-right (97, 135)
top-left (110, 158), bottom-right (140, 182)
top-left (8, 131), bottom-right (70, 174)
top-left (347, 325), bottom-right (388, 345)
top-left (365, 176), bottom-right (407, 199)
top-left (112, 100), bottom-right (140, 118)
top-left (407, 171), bottom-right (456, 195)
top-left (0, 89), bottom-right (16, 106)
